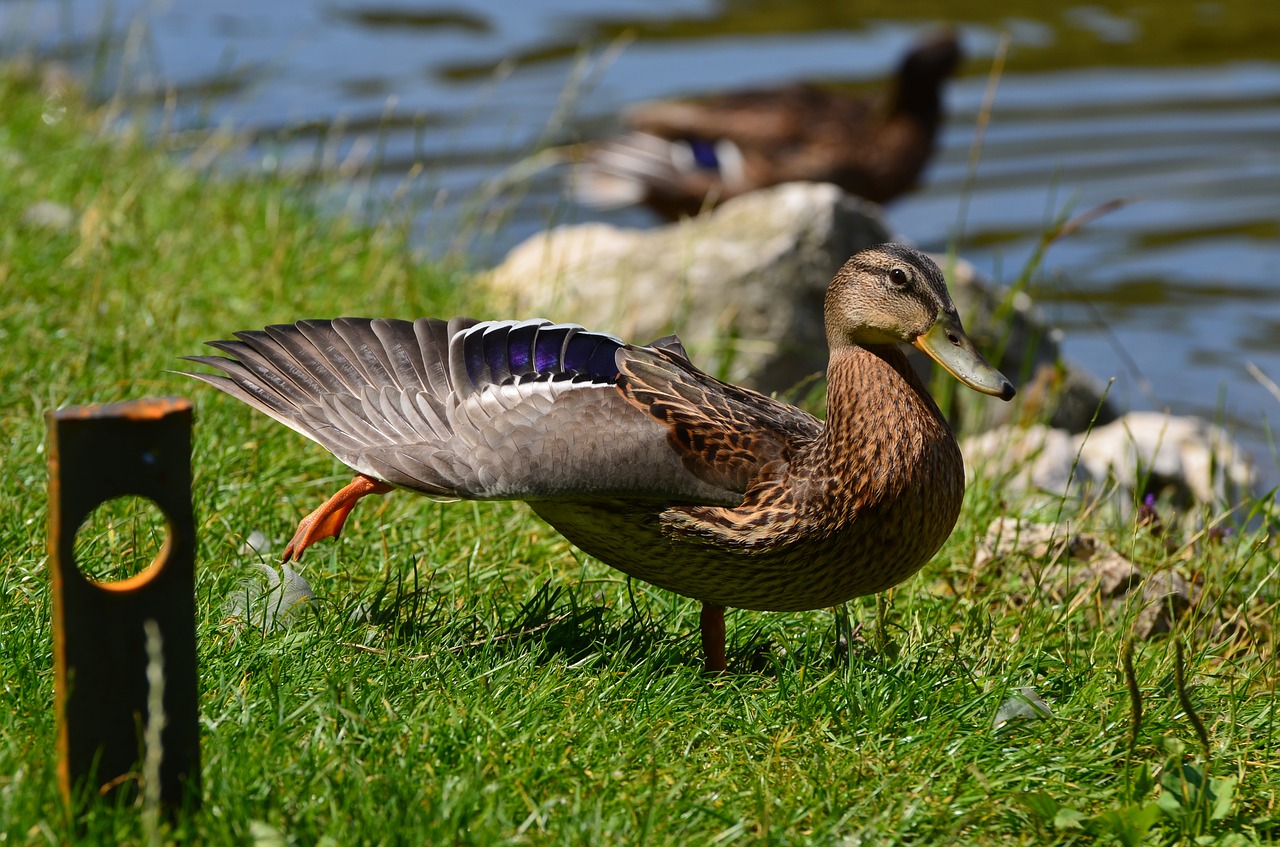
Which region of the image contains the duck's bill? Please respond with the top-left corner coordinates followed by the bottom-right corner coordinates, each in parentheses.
top-left (912, 313), bottom-right (1016, 401)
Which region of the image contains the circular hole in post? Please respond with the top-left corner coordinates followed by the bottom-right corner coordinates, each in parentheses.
top-left (72, 495), bottom-right (169, 584)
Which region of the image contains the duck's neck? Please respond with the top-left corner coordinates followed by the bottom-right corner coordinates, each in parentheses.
top-left (818, 343), bottom-right (951, 458)
top-left (890, 81), bottom-right (943, 127)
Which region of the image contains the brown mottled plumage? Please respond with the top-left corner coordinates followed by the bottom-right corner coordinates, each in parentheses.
top-left (183, 244), bottom-right (1013, 672)
top-left (574, 31), bottom-right (962, 220)
top-left (534, 340), bottom-right (964, 611)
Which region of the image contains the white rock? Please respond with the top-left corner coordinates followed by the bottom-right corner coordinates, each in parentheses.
top-left (1074, 412), bottom-right (1256, 506)
top-left (964, 413), bottom-right (1256, 508)
top-left (962, 424), bottom-right (1092, 500)
top-left (22, 200), bottom-right (74, 231)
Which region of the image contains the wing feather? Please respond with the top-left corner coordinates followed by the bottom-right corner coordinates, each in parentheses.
top-left (617, 345), bottom-right (821, 493)
top-left (183, 318), bottom-right (741, 505)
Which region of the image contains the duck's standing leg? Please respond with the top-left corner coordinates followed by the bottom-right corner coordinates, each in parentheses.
top-left (282, 473), bottom-right (393, 561)
top-left (701, 602), bottom-right (728, 674)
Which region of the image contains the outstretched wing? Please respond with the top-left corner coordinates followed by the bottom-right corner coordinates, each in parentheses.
top-left (184, 317), bottom-right (462, 487)
top-left (183, 318), bottom-right (739, 504)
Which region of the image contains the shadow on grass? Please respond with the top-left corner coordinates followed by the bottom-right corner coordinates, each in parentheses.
top-left (356, 568), bottom-right (887, 677)
top-left (358, 576), bottom-right (695, 673)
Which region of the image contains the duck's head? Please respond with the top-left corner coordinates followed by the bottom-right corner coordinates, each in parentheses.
top-left (898, 30), bottom-right (963, 87)
top-left (825, 243), bottom-right (1016, 401)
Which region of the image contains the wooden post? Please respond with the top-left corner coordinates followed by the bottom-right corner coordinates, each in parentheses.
top-left (47, 397), bottom-right (201, 811)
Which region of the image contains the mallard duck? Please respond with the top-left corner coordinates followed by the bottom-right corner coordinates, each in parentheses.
top-left (573, 31), bottom-right (962, 220)
top-left (184, 244), bottom-right (1012, 672)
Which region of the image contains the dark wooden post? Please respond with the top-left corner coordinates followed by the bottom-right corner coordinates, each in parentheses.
top-left (47, 397), bottom-right (201, 812)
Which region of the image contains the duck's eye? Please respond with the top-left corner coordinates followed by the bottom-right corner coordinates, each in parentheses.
top-left (888, 267), bottom-right (910, 287)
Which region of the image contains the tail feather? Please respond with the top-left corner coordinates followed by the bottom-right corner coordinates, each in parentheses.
top-left (572, 133), bottom-right (675, 209)
top-left (572, 132), bottom-right (746, 211)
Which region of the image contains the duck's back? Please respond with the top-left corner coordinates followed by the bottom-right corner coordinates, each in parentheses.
top-left (626, 84), bottom-right (876, 151)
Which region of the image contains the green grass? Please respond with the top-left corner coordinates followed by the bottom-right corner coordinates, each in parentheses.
top-left (1, 64), bottom-right (1278, 845)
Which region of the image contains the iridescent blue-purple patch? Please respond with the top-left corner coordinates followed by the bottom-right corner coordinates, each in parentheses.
top-left (534, 326), bottom-right (572, 372)
top-left (506, 323), bottom-right (540, 375)
top-left (483, 326), bottom-right (512, 381)
top-left (463, 332), bottom-right (488, 384)
top-left (688, 138), bottom-right (720, 170)
top-left (585, 337), bottom-right (621, 380)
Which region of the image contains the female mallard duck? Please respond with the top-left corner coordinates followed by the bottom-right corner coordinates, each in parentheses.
top-left (185, 244), bottom-right (1012, 672)
top-left (574, 31), bottom-right (962, 220)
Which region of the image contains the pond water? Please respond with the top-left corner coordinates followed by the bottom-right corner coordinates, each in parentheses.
top-left (5, 0), bottom-right (1279, 490)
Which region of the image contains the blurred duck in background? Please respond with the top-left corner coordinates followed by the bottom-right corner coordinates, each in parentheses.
top-left (573, 30), bottom-right (962, 219)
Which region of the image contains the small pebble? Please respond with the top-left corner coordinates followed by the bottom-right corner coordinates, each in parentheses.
top-left (22, 200), bottom-right (74, 232)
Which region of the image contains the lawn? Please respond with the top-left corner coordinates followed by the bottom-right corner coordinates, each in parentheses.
top-left (1, 64), bottom-right (1277, 845)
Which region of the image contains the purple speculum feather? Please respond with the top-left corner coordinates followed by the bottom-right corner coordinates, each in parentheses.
top-left (464, 322), bottom-right (624, 386)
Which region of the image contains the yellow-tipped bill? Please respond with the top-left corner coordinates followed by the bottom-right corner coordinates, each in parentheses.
top-left (912, 313), bottom-right (1016, 401)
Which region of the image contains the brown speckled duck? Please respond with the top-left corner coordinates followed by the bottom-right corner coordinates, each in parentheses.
top-left (574, 31), bottom-right (962, 220)
top-left (185, 244), bottom-right (1012, 672)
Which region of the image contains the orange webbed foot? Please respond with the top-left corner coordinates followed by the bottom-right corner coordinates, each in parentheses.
top-left (282, 474), bottom-right (393, 561)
